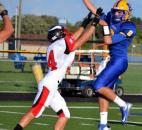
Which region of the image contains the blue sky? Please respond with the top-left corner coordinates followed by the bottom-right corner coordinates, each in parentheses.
top-left (1, 0), bottom-right (142, 24)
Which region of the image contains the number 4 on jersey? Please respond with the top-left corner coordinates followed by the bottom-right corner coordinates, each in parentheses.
top-left (47, 50), bottom-right (57, 70)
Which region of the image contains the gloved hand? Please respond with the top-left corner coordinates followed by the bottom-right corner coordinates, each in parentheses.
top-left (0, 2), bottom-right (8, 17)
top-left (91, 7), bottom-right (104, 26)
top-left (81, 12), bottom-right (94, 28)
top-left (96, 7), bottom-right (104, 17)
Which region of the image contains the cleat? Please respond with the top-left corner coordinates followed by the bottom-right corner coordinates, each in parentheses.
top-left (98, 124), bottom-right (111, 130)
top-left (120, 103), bottom-right (133, 124)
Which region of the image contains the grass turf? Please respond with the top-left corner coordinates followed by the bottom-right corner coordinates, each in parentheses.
top-left (0, 61), bottom-right (142, 94)
top-left (0, 101), bottom-right (142, 130)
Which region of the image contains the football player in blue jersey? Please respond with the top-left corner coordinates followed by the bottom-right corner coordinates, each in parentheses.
top-left (82, 0), bottom-right (137, 130)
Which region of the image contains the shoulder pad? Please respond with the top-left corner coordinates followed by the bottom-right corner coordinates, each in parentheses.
top-left (64, 33), bottom-right (75, 54)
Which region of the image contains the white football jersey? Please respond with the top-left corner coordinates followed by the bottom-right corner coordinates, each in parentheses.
top-left (32, 38), bottom-right (73, 119)
top-left (47, 38), bottom-right (75, 72)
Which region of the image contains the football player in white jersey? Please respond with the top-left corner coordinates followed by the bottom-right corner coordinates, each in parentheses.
top-left (13, 10), bottom-right (103, 130)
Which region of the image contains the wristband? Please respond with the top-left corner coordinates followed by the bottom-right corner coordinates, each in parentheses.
top-left (0, 10), bottom-right (8, 17)
top-left (103, 26), bottom-right (111, 36)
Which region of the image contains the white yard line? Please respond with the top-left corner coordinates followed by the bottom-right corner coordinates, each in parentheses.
top-left (81, 123), bottom-right (95, 126)
top-left (0, 110), bottom-right (142, 126)
top-left (0, 111), bottom-right (24, 115)
top-left (0, 105), bottom-right (142, 110)
top-left (0, 106), bottom-right (30, 108)
top-left (33, 123), bottom-right (49, 126)
top-left (69, 106), bottom-right (142, 110)
top-left (0, 128), bottom-right (10, 130)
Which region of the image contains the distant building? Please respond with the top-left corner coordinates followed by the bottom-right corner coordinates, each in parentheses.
top-left (6, 34), bottom-right (49, 59)
top-left (0, 42), bottom-right (8, 58)
top-left (20, 34), bottom-right (48, 58)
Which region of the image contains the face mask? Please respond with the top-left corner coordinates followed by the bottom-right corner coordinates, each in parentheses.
top-left (112, 9), bottom-right (125, 23)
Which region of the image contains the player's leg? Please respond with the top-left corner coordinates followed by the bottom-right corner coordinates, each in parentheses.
top-left (14, 86), bottom-right (49, 130)
top-left (98, 87), bottom-right (132, 124)
top-left (14, 110), bottom-right (35, 130)
top-left (98, 86), bottom-right (132, 124)
top-left (95, 61), bottom-right (126, 105)
top-left (50, 91), bottom-right (70, 130)
top-left (94, 58), bottom-right (132, 124)
top-left (54, 117), bottom-right (68, 130)
top-left (98, 79), bottom-right (118, 130)
top-left (98, 96), bottom-right (111, 130)
top-left (14, 84), bottom-right (54, 130)
top-left (13, 87), bottom-right (46, 130)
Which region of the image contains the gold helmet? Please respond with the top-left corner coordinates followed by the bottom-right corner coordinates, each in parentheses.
top-left (113, 0), bottom-right (132, 20)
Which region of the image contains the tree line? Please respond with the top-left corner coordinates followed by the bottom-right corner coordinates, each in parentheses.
top-left (0, 14), bottom-right (142, 45)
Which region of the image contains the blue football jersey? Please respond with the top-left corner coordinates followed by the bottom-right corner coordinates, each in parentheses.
top-left (106, 11), bottom-right (137, 58)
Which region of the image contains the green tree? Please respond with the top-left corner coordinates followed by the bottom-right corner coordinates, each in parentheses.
top-left (12, 14), bottom-right (58, 34)
top-left (131, 17), bottom-right (142, 45)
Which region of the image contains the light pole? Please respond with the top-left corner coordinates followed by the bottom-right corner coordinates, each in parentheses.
top-left (17, 0), bottom-right (22, 50)
top-left (15, 6), bottom-right (18, 50)
top-left (132, 44), bottom-right (136, 56)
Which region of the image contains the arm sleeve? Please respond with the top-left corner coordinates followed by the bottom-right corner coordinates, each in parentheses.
top-left (112, 33), bottom-right (127, 44)
top-left (112, 21), bottom-right (136, 44)
top-left (65, 33), bottom-right (75, 54)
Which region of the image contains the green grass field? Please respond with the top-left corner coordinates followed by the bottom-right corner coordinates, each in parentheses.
top-left (0, 101), bottom-right (142, 130)
top-left (0, 61), bottom-right (142, 94)
top-left (123, 63), bottom-right (142, 94)
top-left (0, 61), bottom-right (37, 92)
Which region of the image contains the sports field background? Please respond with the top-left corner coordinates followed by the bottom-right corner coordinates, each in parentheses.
top-left (0, 59), bottom-right (142, 130)
top-left (0, 101), bottom-right (142, 130)
top-left (0, 61), bottom-right (142, 94)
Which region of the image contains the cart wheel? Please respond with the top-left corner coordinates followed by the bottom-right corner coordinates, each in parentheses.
top-left (82, 86), bottom-right (94, 97)
top-left (115, 86), bottom-right (124, 97)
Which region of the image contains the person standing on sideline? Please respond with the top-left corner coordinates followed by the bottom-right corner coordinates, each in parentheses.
top-left (0, 2), bottom-right (14, 43)
top-left (81, 0), bottom-right (137, 130)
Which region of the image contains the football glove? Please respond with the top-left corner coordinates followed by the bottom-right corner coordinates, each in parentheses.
top-left (0, 2), bottom-right (8, 17)
top-left (91, 7), bottom-right (103, 26)
top-left (81, 12), bottom-right (94, 28)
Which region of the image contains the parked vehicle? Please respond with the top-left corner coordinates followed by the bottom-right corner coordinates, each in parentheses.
top-left (59, 49), bottom-right (124, 97)
top-left (59, 66), bottom-right (124, 97)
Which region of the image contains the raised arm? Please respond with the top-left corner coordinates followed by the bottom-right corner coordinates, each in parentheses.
top-left (72, 24), bottom-right (95, 51)
top-left (73, 12), bottom-right (93, 41)
top-left (99, 19), bottom-right (112, 44)
top-left (72, 7), bottom-right (111, 51)
top-left (0, 3), bottom-right (14, 43)
top-left (83, 0), bottom-right (97, 14)
top-left (83, 1), bottom-right (112, 45)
